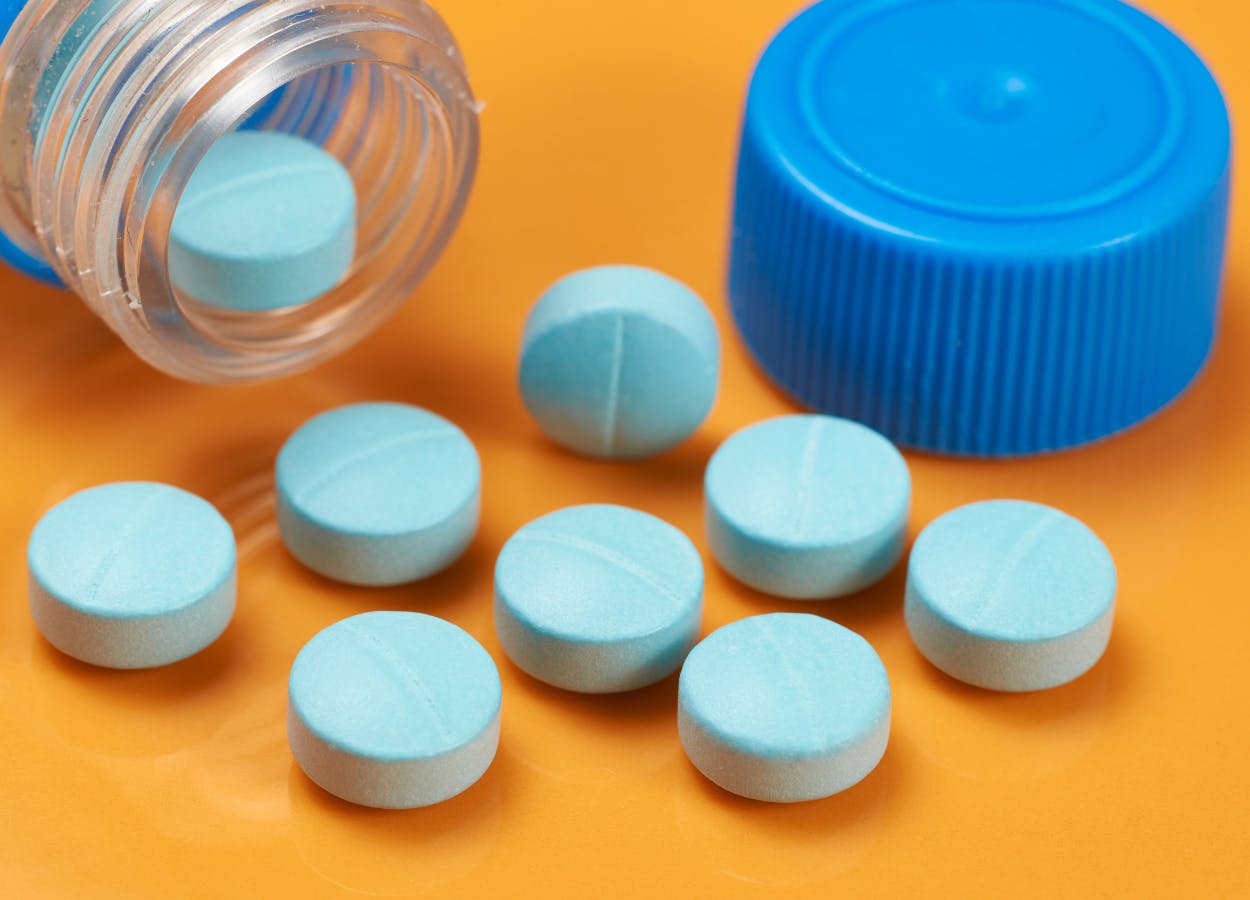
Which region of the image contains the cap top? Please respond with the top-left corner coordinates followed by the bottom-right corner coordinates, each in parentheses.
top-left (729, 0), bottom-right (1231, 456)
top-left (787, 0), bottom-right (1184, 221)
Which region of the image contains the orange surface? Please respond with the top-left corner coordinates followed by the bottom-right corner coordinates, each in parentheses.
top-left (2, 0), bottom-right (1250, 896)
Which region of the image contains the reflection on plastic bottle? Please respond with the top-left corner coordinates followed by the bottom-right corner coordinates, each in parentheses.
top-left (671, 747), bottom-right (892, 887)
top-left (289, 751), bottom-right (506, 897)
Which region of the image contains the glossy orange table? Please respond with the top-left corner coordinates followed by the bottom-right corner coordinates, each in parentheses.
top-left (2, 0), bottom-right (1248, 896)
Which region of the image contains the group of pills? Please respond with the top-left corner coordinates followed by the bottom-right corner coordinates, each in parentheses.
top-left (26, 263), bottom-right (1116, 808)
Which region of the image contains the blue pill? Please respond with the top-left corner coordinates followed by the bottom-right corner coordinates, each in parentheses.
top-left (678, 613), bottom-right (891, 802)
top-left (170, 130), bottom-right (356, 311)
top-left (704, 415), bottom-right (911, 599)
top-left (905, 500), bottom-right (1116, 692)
top-left (519, 265), bottom-right (720, 459)
top-left (494, 504), bottom-right (704, 693)
top-left (288, 611), bottom-right (502, 809)
top-left (276, 403), bottom-right (481, 586)
top-left (27, 482), bottom-right (236, 669)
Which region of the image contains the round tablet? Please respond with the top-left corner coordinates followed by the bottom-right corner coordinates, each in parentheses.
top-left (519, 265), bottom-right (720, 459)
top-left (288, 611), bottom-right (502, 809)
top-left (678, 613), bottom-right (891, 802)
top-left (27, 482), bottom-right (236, 669)
top-left (276, 403), bottom-right (480, 586)
top-left (704, 414), bottom-right (910, 599)
top-left (170, 130), bottom-right (356, 311)
top-left (494, 504), bottom-right (703, 693)
top-left (905, 500), bottom-right (1116, 692)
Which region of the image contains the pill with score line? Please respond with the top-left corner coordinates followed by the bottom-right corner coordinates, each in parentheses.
top-left (170, 130), bottom-right (356, 312)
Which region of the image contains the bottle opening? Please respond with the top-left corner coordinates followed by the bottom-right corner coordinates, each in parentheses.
top-left (0, 1), bottom-right (479, 382)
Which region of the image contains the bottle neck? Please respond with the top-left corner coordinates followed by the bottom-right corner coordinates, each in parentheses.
top-left (0, 0), bottom-right (478, 381)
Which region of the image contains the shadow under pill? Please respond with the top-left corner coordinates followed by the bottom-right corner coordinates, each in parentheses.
top-left (288, 747), bottom-right (508, 897)
top-left (671, 741), bottom-right (894, 887)
top-left (499, 668), bottom-right (685, 785)
top-left (921, 629), bottom-right (1125, 713)
top-left (905, 622), bottom-right (1128, 782)
top-left (528, 427), bottom-right (721, 492)
top-left (925, 606), bottom-right (1134, 708)
top-left (26, 619), bottom-right (242, 759)
top-left (402, 537), bottom-right (497, 612)
top-left (276, 533), bottom-right (496, 620)
top-left (509, 664), bottom-right (681, 725)
top-left (718, 553), bottom-right (909, 635)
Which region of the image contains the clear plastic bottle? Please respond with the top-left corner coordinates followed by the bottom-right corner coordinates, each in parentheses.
top-left (0, 0), bottom-right (479, 381)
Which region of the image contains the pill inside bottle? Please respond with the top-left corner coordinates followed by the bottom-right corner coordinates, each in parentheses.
top-left (0, 0), bottom-right (479, 382)
top-left (169, 131), bottom-right (357, 313)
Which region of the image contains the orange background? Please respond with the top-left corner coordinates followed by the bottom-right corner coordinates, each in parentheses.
top-left (2, 0), bottom-right (1249, 896)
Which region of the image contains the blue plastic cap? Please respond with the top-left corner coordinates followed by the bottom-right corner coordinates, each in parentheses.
top-left (729, 0), bottom-right (1231, 456)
